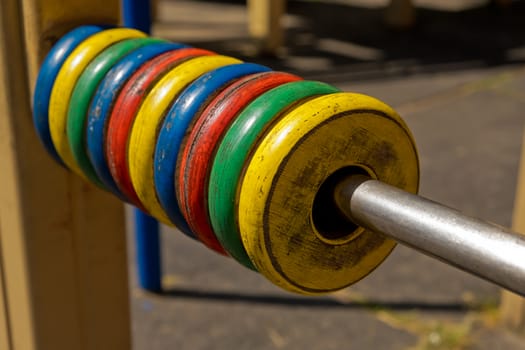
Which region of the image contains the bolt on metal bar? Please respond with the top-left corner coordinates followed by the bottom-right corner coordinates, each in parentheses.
top-left (334, 175), bottom-right (525, 296)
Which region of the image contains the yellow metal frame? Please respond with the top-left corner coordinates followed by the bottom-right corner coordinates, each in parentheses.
top-left (0, 237), bottom-right (11, 350)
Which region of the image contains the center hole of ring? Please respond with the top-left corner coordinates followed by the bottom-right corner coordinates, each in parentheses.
top-left (312, 165), bottom-right (372, 244)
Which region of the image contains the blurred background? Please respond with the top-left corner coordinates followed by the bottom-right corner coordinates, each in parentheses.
top-left (129, 1), bottom-right (525, 349)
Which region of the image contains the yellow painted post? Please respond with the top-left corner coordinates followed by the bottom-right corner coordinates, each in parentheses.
top-left (500, 130), bottom-right (525, 331)
top-left (247, 0), bottom-right (285, 55)
top-left (0, 0), bottom-right (130, 349)
top-left (151, 0), bottom-right (159, 22)
top-left (385, 0), bottom-right (415, 29)
top-left (0, 237), bottom-right (11, 350)
top-left (21, 0), bottom-right (120, 85)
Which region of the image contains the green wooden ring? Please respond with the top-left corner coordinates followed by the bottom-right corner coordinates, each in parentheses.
top-left (66, 37), bottom-right (165, 187)
top-left (208, 80), bottom-right (340, 268)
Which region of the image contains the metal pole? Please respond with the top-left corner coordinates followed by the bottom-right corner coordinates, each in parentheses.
top-left (334, 175), bottom-right (525, 296)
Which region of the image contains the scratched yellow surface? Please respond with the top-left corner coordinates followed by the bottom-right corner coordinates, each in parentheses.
top-left (48, 28), bottom-right (145, 177)
top-left (238, 93), bottom-right (420, 295)
top-left (127, 55), bottom-right (241, 225)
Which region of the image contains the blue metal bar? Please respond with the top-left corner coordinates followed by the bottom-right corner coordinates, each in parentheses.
top-left (133, 208), bottom-right (162, 292)
top-left (122, 0), bottom-right (163, 292)
top-left (122, 0), bottom-right (152, 33)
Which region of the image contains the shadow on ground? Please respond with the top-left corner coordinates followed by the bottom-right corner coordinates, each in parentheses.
top-left (161, 287), bottom-right (478, 312)
top-left (159, 0), bottom-right (525, 82)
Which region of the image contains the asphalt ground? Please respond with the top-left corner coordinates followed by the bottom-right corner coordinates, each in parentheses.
top-left (128, 1), bottom-right (525, 349)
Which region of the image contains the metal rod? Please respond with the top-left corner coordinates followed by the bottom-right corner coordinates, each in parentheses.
top-left (334, 175), bottom-right (525, 296)
top-left (133, 208), bottom-right (162, 292)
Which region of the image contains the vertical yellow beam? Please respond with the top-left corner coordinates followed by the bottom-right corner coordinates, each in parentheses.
top-left (0, 0), bottom-right (130, 349)
top-left (247, 0), bottom-right (285, 55)
top-left (0, 1), bottom-right (37, 348)
top-left (501, 130), bottom-right (525, 331)
top-left (385, 0), bottom-right (415, 29)
top-left (0, 235), bottom-right (11, 350)
top-left (21, 0), bottom-right (121, 86)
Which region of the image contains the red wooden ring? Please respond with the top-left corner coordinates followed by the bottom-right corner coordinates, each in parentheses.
top-left (176, 71), bottom-right (302, 252)
top-left (105, 48), bottom-right (214, 209)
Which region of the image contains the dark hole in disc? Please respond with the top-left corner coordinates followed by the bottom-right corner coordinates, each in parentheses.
top-left (312, 165), bottom-right (371, 242)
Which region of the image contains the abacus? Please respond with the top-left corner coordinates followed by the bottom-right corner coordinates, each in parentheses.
top-left (1, 0), bottom-right (525, 348)
top-left (31, 23), bottom-right (525, 296)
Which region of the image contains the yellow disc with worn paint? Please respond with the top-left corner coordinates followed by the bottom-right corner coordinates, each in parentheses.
top-left (49, 28), bottom-right (146, 176)
top-left (238, 92), bottom-right (420, 295)
top-left (128, 55), bottom-right (241, 225)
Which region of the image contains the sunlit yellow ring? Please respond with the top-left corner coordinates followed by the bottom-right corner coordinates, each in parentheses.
top-left (49, 28), bottom-right (146, 176)
top-left (128, 55), bottom-right (241, 225)
top-left (238, 92), bottom-right (420, 295)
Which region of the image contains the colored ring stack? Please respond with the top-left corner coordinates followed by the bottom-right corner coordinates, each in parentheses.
top-left (32, 26), bottom-right (420, 295)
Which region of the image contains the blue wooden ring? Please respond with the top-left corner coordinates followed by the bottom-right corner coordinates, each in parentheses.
top-left (153, 62), bottom-right (271, 230)
top-left (86, 41), bottom-right (187, 198)
top-left (33, 25), bottom-right (103, 164)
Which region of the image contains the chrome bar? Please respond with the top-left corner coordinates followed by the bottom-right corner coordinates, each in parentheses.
top-left (334, 176), bottom-right (525, 296)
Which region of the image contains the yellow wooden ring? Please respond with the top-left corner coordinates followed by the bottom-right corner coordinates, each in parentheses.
top-left (238, 92), bottom-right (420, 295)
top-left (128, 55), bottom-right (241, 225)
top-left (49, 28), bottom-right (146, 176)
